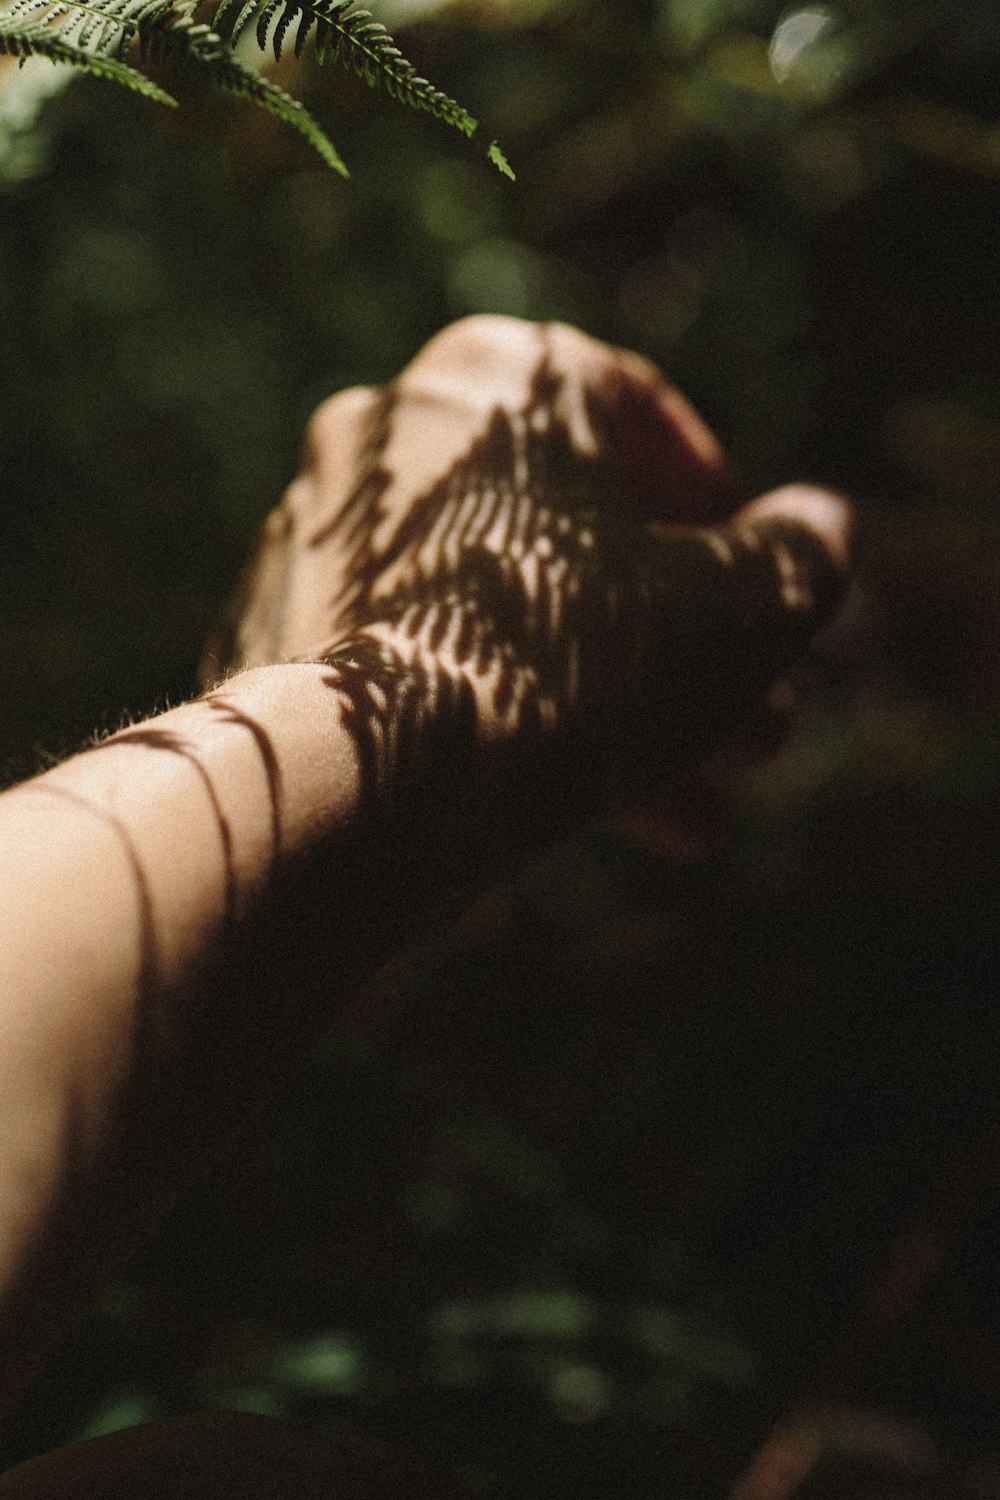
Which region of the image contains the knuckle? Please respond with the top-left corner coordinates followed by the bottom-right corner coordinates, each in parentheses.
top-left (404, 316), bottom-right (629, 416)
top-left (301, 386), bottom-right (379, 472)
top-left (423, 313), bottom-right (534, 357)
top-left (395, 316), bottom-right (544, 419)
top-left (612, 344), bottom-right (672, 391)
top-left (407, 314), bottom-right (544, 385)
top-left (545, 319), bottom-right (621, 373)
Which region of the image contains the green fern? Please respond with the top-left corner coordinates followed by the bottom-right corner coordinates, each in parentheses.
top-left (216, 0), bottom-right (476, 138)
top-left (0, 22), bottom-right (177, 104)
top-left (0, 0), bottom-right (505, 176)
top-left (136, 2), bottom-right (351, 171)
top-left (1, 0), bottom-right (197, 71)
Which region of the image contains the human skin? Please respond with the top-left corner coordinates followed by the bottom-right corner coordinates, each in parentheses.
top-left (0, 317), bottom-right (852, 1460)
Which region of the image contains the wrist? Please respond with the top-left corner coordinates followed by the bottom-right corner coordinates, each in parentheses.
top-left (304, 630), bottom-right (487, 795)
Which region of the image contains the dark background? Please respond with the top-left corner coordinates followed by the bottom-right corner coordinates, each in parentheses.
top-left (1, 1), bottom-right (999, 1493)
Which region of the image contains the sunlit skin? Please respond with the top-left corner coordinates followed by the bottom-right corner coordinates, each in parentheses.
top-left (0, 317), bottom-right (852, 1494)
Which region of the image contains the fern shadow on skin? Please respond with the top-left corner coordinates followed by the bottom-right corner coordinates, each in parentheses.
top-left (98, 726), bottom-right (243, 928)
top-left (287, 347), bottom-right (844, 823)
top-left (300, 355), bottom-right (657, 802)
top-left (199, 320), bottom-right (847, 972)
top-left (0, 708), bottom-right (292, 1419)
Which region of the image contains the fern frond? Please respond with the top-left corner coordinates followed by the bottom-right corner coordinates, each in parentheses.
top-left (136, 10), bottom-right (224, 66)
top-left (0, 0), bottom-right (349, 172)
top-left (0, 15), bottom-right (176, 102)
top-left (216, 0), bottom-right (477, 140)
top-left (0, 0), bottom-right (165, 63)
top-left (133, 3), bottom-right (350, 170)
top-left (210, 53), bottom-right (350, 173)
top-left (0, 0), bottom-right (507, 177)
top-left (487, 139), bottom-right (514, 180)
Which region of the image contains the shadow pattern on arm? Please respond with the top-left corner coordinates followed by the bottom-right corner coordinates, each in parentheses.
top-left (299, 338), bottom-right (841, 810)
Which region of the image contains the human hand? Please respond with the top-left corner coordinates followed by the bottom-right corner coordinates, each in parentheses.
top-left (207, 316), bottom-right (852, 808)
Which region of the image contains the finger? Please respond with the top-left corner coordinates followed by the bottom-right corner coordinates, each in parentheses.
top-left (297, 384), bottom-right (383, 516)
top-left (734, 483), bottom-right (854, 576)
top-left (695, 481), bottom-right (854, 651)
top-left (595, 354), bottom-right (744, 525)
top-left (403, 317), bottom-right (743, 525)
top-left (642, 485), bottom-right (854, 759)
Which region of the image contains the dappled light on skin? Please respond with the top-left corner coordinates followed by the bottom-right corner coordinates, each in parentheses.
top-left (99, 728), bottom-right (240, 931)
top-left (204, 700), bottom-right (284, 873)
top-left (213, 323), bottom-right (848, 824)
top-left (19, 781), bottom-right (160, 1011)
top-left (0, 677), bottom-right (324, 1412)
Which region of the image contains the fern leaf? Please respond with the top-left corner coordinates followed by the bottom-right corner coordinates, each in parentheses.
top-left (130, 7), bottom-right (349, 173)
top-left (333, 6), bottom-right (477, 135)
top-left (0, 0), bottom-right (508, 178)
top-left (210, 52), bottom-right (349, 173)
top-left (77, 0), bottom-right (114, 48)
top-left (0, 21), bottom-right (176, 102)
top-left (215, 0), bottom-right (477, 139)
top-left (209, 0), bottom-right (240, 33)
top-left (0, 0), bottom-right (174, 64)
top-left (291, 0), bottom-right (308, 56)
top-left (250, 0), bottom-right (277, 47)
top-left (222, 0), bottom-right (255, 45)
top-left (487, 139), bottom-right (514, 180)
top-left (134, 6), bottom-right (237, 71)
top-left (271, 0), bottom-right (295, 58)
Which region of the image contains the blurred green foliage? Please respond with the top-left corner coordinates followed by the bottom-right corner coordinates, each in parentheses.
top-left (2, 0), bottom-right (1000, 1494)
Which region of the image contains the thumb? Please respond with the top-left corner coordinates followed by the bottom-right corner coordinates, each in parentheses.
top-left (716, 482), bottom-right (854, 649)
top-left (733, 483), bottom-right (854, 581)
top-left (641, 484), bottom-right (854, 760)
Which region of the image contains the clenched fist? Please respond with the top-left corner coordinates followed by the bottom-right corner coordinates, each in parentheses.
top-left (206, 316), bottom-right (852, 804)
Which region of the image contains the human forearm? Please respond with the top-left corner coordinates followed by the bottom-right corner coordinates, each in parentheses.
top-left (0, 660), bottom-right (423, 1405)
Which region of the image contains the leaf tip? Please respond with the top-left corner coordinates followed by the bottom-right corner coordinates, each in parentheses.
top-left (487, 139), bottom-right (515, 181)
